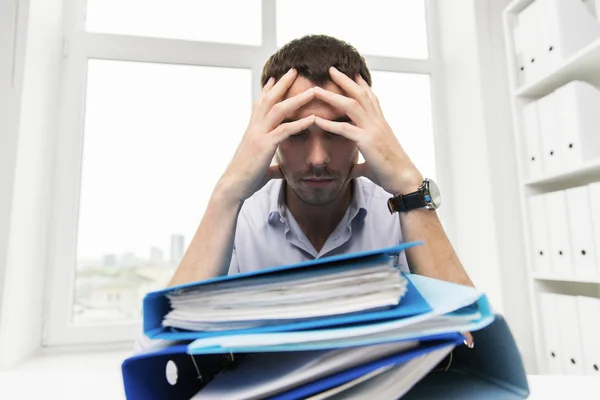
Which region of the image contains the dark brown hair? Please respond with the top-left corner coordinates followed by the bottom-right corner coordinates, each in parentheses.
top-left (261, 34), bottom-right (372, 87)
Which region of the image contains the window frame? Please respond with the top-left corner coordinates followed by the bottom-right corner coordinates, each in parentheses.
top-left (44, 0), bottom-right (445, 346)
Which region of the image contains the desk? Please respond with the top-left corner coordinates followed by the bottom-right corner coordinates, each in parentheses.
top-left (527, 375), bottom-right (600, 400)
top-left (1, 352), bottom-right (599, 400)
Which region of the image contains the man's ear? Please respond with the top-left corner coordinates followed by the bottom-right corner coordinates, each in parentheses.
top-left (272, 150), bottom-right (281, 166)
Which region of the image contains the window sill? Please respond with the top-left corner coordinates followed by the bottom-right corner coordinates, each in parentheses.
top-left (0, 350), bottom-right (130, 400)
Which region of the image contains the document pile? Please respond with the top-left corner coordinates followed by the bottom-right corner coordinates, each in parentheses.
top-left (163, 261), bottom-right (407, 332)
top-left (122, 242), bottom-right (530, 400)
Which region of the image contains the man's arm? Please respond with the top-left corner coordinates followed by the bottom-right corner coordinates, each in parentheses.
top-left (167, 186), bottom-right (242, 286)
top-left (166, 69), bottom-right (316, 287)
top-left (399, 205), bottom-right (474, 287)
top-left (385, 168), bottom-right (473, 287)
top-left (311, 67), bottom-right (474, 287)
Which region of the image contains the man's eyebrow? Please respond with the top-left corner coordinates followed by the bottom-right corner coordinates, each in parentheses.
top-left (282, 116), bottom-right (352, 124)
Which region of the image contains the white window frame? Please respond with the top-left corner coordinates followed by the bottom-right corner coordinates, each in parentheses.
top-left (44, 0), bottom-right (447, 347)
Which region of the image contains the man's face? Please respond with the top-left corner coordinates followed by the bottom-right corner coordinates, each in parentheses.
top-left (276, 76), bottom-right (358, 206)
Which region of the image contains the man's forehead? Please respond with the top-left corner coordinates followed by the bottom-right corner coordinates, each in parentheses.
top-left (283, 76), bottom-right (347, 120)
top-left (283, 76), bottom-right (346, 99)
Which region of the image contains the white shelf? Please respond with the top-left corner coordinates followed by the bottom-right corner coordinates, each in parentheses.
top-left (533, 274), bottom-right (600, 284)
top-left (515, 37), bottom-right (600, 98)
top-left (524, 158), bottom-right (600, 188)
top-left (503, 0), bottom-right (600, 375)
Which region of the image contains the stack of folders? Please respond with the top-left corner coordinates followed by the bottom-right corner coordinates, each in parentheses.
top-left (122, 242), bottom-right (530, 400)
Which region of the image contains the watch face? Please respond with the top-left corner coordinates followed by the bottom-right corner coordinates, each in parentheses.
top-left (424, 179), bottom-right (441, 210)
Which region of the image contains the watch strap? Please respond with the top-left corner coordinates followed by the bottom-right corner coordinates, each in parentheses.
top-left (388, 191), bottom-right (426, 213)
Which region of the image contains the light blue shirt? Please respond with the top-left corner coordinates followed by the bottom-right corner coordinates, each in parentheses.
top-left (227, 177), bottom-right (409, 275)
top-left (134, 178), bottom-right (409, 354)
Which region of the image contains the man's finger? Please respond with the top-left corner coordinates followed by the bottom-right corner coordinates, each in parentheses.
top-left (355, 74), bottom-right (383, 118)
top-left (259, 68), bottom-right (298, 115)
top-left (314, 116), bottom-right (362, 143)
top-left (329, 67), bottom-right (378, 116)
top-left (263, 87), bottom-right (315, 131)
top-left (269, 114), bottom-right (316, 143)
top-left (261, 77), bottom-right (275, 94)
top-left (462, 332), bottom-right (475, 349)
top-left (313, 87), bottom-right (367, 126)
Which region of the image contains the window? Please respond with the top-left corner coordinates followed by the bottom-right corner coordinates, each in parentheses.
top-left (276, 0), bottom-right (428, 59)
top-left (371, 72), bottom-right (436, 181)
top-left (74, 60), bottom-right (251, 324)
top-left (47, 0), bottom-right (441, 346)
top-left (86, 0), bottom-right (262, 45)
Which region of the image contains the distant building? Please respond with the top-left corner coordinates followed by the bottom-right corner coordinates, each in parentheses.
top-left (121, 252), bottom-right (137, 267)
top-left (170, 234), bottom-right (185, 265)
top-left (150, 246), bottom-right (164, 266)
top-left (102, 254), bottom-right (118, 267)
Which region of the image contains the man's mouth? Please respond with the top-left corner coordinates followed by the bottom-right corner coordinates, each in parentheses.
top-left (302, 178), bottom-right (334, 187)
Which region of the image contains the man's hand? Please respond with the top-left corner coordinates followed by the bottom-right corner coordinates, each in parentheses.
top-left (218, 68), bottom-right (316, 203)
top-left (313, 66), bottom-right (423, 195)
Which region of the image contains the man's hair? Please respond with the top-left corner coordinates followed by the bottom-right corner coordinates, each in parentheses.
top-left (261, 34), bottom-right (372, 88)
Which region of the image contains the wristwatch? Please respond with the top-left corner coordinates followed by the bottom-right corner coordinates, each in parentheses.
top-left (387, 178), bottom-right (441, 213)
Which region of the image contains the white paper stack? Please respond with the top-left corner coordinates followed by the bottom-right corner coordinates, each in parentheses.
top-left (163, 261), bottom-right (407, 331)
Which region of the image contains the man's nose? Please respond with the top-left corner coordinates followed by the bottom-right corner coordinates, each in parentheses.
top-left (306, 135), bottom-right (330, 167)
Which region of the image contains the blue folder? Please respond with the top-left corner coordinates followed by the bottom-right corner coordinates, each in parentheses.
top-left (185, 273), bottom-right (494, 354)
top-left (269, 315), bottom-right (529, 400)
top-left (122, 333), bottom-right (463, 400)
top-left (143, 242), bottom-right (429, 340)
top-left (269, 335), bottom-right (465, 400)
top-left (122, 316), bottom-right (529, 399)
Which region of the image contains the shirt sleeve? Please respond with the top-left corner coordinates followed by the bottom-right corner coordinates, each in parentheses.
top-left (227, 246), bottom-right (240, 275)
top-left (396, 250), bottom-right (410, 273)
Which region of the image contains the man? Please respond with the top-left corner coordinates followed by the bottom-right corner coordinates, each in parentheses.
top-left (133, 34), bottom-right (474, 352)
top-left (167, 34), bottom-right (473, 290)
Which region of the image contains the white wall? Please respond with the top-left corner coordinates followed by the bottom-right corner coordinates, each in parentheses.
top-left (436, 0), bottom-right (535, 372)
top-left (0, 0), bottom-right (64, 370)
top-left (0, 0), bottom-right (27, 338)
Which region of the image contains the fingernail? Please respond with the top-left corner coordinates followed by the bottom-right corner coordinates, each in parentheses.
top-left (288, 68), bottom-right (296, 74)
top-left (329, 66), bottom-right (338, 72)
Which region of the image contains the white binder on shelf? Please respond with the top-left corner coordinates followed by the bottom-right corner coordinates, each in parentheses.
top-left (537, 92), bottom-right (562, 176)
top-left (554, 81), bottom-right (600, 170)
top-left (565, 186), bottom-right (598, 279)
top-left (554, 294), bottom-right (586, 375)
top-left (544, 190), bottom-right (574, 277)
top-left (516, 0), bottom-right (544, 85)
top-left (577, 296), bottom-right (600, 376)
top-left (590, 182), bottom-right (600, 274)
top-left (512, 17), bottom-right (526, 87)
top-left (522, 101), bottom-right (545, 180)
top-left (537, 0), bottom-right (600, 77)
top-left (528, 194), bottom-right (552, 275)
top-left (538, 293), bottom-right (564, 374)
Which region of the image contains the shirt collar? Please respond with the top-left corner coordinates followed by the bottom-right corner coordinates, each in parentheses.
top-left (267, 179), bottom-right (368, 226)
